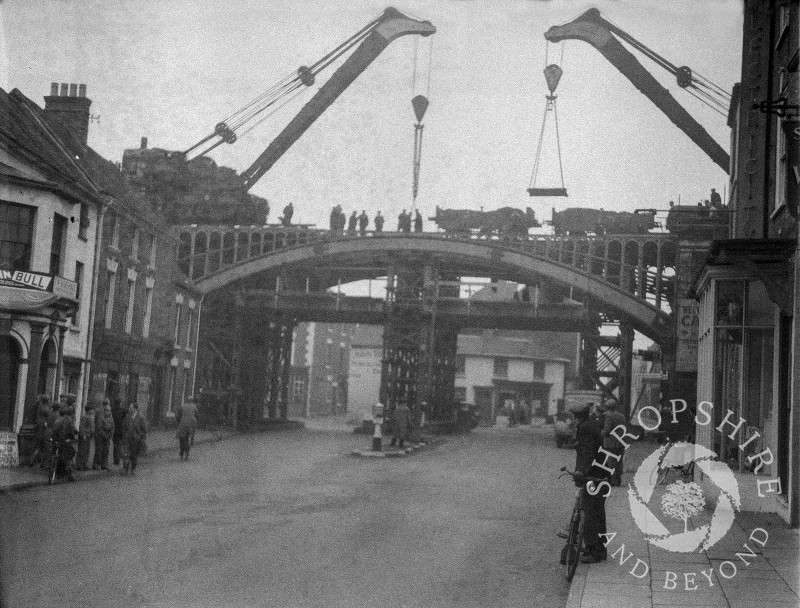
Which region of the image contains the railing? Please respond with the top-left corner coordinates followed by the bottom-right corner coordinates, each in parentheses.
top-left (176, 227), bottom-right (677, 312)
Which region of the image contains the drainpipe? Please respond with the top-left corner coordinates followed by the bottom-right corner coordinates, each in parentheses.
top-left (80, 196), bottom-right (109, 411)
top-left (191, 294), bottom-right (203, 397)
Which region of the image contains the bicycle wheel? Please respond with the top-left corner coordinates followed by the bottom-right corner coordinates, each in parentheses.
top-left (48, 450), bottom-right (58, 486)
top-left (564, 509), bottom-right (584, 581)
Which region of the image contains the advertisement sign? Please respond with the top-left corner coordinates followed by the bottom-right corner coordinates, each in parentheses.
top-left (675, 299), bottom-right (699, 372)
top-left (0, 270), bottom-right (77, 300)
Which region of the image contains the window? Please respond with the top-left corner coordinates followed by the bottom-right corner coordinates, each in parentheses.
top-left (454, 387), bottom-right (467, 402)
top-left (174, 304), bottom-right (183, 346)
top-left (78, 203), bottom-right (90, 240)
top-left (124, 278), bottom-right (136, 334)
top-left (291, 376), bottom-right (307, 404)
top-left (533, 360), bottom-right (546, 379)
top-left (131, 226), bottom-right (140, 260)
top-left (185, 306), bottom-right (194, 349)
top-left (142, 283), bottom-right (154, 338)
top-left (775, 115), bottom-right (788, 214)
top-left (50, 213), bottom-right (68, 276)
top-left (104, 269), bottom-right (117, 329)
top-left (167, 366), bottom-right (177, 415)
top-left (72, 262), bottom-right (84, 326)
top-left (455, 355), bottom-right (466, 376)
top-left (181, 370), bottom-right (189, 404)
top-left (110, 214), bottom-right (120, 249)
top-left (493, 357), bottom-right (509, 378)
top-left (147, 233), bottom-right (157, 268)
top-left (0, 202), bottom-right (35, 270)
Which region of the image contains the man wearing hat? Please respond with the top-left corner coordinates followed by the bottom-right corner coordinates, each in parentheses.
top-left (51, 399), bottom-right (78, 481)
top-left (602, 402), bottom-right (627, 486)
top-left (569, 400), bottom-right (608, 563)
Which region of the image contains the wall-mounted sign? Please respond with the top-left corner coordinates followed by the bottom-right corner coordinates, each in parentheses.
top-left (0, 270), bottom-right (77, 300)
top-left (675, 298), bottom-right (700, 372)
top-left (0, 269), bottom-right (52, 291)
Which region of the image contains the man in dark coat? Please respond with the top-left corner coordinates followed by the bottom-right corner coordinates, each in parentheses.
top-left (93, 399), bottom-right (115, 470)
top-left (281, 202), bottom-right (294, 226)
top-left (52, 403), bottom-right (78, 481)
top-left (602, 402), bottom-right (627, 486)
top-left (121, 403), bottom-right (147, 475)
top-left (357, 210), bottom-right (369, 235)
top-left (389, 402), bottom-right (412, 448)
top-left (76, 403), bottom-right (95, 471)
top-left (414, 210), bottom-right (423, 232)
top-left (30, 394), bottom-right (51, 467)
top-left (347, 211), bottom-right (358, 234)
top-left (571, 401), bottom-right (608, 563)
top-left (374, 211), bottom-right (384, 232)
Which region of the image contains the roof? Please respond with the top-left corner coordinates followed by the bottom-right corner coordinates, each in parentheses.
top-left (457, 330), bottom-right (576, 363)
top-left (0, 88), bottom-right (102, 204)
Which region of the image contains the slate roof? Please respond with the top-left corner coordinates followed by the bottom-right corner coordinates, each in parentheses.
top-left (457, 330), bottom-right (576, 365)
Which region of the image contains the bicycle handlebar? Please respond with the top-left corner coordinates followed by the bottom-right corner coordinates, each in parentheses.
top-left (559, 466), bottom-right (605, 484)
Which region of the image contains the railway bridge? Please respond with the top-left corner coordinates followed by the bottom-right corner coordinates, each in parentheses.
top-left (176, 226), bottom-right (694, 425)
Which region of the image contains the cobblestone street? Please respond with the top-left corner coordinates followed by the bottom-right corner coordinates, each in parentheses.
top-left (0, 422), bottom-right (576, 608)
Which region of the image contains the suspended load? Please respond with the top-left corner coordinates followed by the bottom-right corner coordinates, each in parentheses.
top-left (412, 94), bottom-right (428, 201)
top-left (528, 62), bottom-right (568, 197)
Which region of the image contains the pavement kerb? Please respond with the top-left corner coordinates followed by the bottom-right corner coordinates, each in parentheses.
top-left (0, 428), bottom-right (240, 494)
top-left (351, 436), bottom-right (446, 458)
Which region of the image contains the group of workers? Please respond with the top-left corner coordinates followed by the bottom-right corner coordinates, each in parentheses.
top-left (327, 207), bottom-right (424, 234)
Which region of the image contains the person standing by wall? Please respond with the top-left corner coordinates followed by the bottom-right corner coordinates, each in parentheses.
top-left (175, 396), bottom-right (199, 461)
top-left (93, 399), bottom-right (114, 470)
top-left (76, 403), bottom-right (95, 471)
top-left (52, 402), bottom-right (78, 482)
top-left (389, 401), bottom-right (412, 449)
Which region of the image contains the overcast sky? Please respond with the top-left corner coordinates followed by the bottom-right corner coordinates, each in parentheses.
top-left (2, 0), bottom-right (742, 230)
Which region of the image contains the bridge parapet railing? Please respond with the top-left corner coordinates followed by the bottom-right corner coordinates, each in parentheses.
top-left (175, 226), bottom-right (676, 312)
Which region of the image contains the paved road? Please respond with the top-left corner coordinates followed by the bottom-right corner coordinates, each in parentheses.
top-left (0, 422), bottom-right (577, 608)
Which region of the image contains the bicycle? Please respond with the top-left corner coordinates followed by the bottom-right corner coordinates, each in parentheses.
top-left (557, 467), bottom-right (605, 582)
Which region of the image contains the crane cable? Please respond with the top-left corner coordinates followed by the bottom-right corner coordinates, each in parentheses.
top-left (601, 14), bottom-right (730, 117)
top-left (411, 35), bottom-right (433, 208)
top-left (184, 16), bottom-right (382, 158)
top-left (529, 41), bottom-right (566, 192)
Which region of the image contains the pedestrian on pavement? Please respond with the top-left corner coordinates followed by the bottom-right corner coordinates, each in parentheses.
top-left (601, 402), bottom-right (627, 487)
top-left (30, 394), bottom-right (51, 467)
top-left (76, 403), bottom-right (95, 471)
top-left (176, 396), bottom-right (199, 461)
top-left (111, 398), bottom-right (126, 466)
top-left (52, 402), bottom-right (78, 482)
top-left (389, 401), bottom-right (412, 449)
top-left (374, 211), bottom-right (384, 232)
top-left (347, 211), bottom-right (358, 234)
top-left (358, 210), bottom-right (369, 235)
top-left (414, 209), bottom-right (423, 232)
top-left (121, 402), bottom-right (147, 476)
top-left (569, 400), bottom-right (608, 563)
top-left (93, 398), bottom-right (114, 470)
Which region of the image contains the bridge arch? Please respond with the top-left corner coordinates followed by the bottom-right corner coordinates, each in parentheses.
top-left (183, 231), bottom-right (673, 341)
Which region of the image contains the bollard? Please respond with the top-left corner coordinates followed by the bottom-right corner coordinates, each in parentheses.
top-left (371, 402), bottom-right (384, 452)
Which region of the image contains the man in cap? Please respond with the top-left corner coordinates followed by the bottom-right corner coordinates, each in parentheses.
top-left (569, 400), bottom-right (608, 563)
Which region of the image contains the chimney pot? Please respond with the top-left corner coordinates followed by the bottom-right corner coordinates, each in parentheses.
top-left (60, 83), bottom-right (68, 96)
top-left (141, 137), bottom-right (148, 150)
top-left (50, 83), bottom-right (58, 96)
top-left (78, 84), bottom-right (86, 98)
top-left (69, 84), bottom-right (78, 97)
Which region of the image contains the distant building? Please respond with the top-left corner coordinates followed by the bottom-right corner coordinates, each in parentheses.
top-left (288, 322), bottom-right (356, 418)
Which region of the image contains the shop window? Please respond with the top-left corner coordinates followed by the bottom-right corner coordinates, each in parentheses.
top-left (0, 201), bottom-right (35, 271)
top-left (493, 357), bottom-right (509, 378)
top-left (104, 269), bottom-right (117, 329)
top-left (713, 278), bottom-right (774, 472)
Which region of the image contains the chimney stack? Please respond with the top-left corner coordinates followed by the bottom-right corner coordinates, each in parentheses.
top-left (44, 82), bottom-right (92, 147)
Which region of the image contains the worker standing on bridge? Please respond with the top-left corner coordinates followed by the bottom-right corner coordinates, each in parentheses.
top-left (414, 210), bottom-right (423, 232)
top-left (281, 202), bottom-right (294, 227)
top-left (329, 205), bottom-right (341, 233)
top-left (374, 211), bottom-right (384, 232)
top-left (398, 210), bottom-right (408, 232)
top-left (710, 188), bottom-right (722, 208)
top-left (358, 210), bottom-right (369, 235)
top-left (347, 211), bottom-right (358, 234)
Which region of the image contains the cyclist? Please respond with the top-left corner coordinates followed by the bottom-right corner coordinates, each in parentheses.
top-left (51, 401), bottom-right (78, 482)
top-left (569, 401), bottom-right (609, 563)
